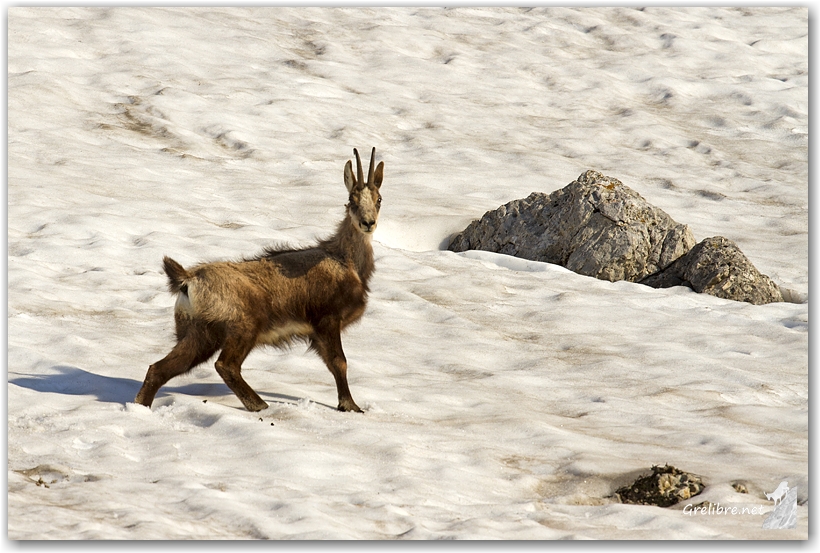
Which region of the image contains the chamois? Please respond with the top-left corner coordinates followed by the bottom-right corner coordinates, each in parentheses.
top-left (135, 147), bottom-right (384, 413)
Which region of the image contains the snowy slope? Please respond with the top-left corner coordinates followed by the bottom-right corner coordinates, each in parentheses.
top-left (7, 7), bottom-right (808, 539)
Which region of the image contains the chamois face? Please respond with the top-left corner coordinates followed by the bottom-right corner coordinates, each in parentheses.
top-left (344, 148), bottom-right (384, 236)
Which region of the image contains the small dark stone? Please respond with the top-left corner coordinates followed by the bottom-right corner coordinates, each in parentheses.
top-left (615, 464), bottom-right (704, 507)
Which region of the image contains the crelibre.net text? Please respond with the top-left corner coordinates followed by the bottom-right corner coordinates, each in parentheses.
top-left (683, 503), bottom-right (766, 516)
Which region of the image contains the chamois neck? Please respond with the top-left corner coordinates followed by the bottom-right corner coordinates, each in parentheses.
top-left (319, 212), bottom-right (375, 285)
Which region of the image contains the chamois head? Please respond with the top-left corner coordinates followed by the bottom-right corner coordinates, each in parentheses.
top-left (344, 147), bottom-right (384, 235)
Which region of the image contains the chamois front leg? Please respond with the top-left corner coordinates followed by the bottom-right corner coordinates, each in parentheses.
top-left (214, 333), bottom-right (269, 412)
top-left (312, 321), bottom-right (363, 413)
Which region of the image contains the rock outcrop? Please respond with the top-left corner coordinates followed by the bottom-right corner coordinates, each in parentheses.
top-left (640, 236), bottom-right (784, 305)
top-left (449, 170), bottom-right (784, 305)
top-left (448, 170), bottom-right (695, 283)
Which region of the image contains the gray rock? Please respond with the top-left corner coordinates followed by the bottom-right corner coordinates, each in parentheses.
top-left (640, 236), bottom-right (784, 305)
top-left (448, 170), bottom-right (695, 282)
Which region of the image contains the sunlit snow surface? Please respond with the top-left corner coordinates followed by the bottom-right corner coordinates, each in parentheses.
top-left (7, 7), bottom-right (807, 539)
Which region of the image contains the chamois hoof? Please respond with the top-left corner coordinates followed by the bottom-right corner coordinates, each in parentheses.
top-left (338, 400), bottom-right (363, 413)
top-left (242, 399), bottom-right (269, 412)
top-left (134, 389), bottom-right (153, 408)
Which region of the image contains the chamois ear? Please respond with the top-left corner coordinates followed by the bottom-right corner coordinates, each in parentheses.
top-left (344, 160), bottom-right (356, 193)
top-left (373, 161), bottom-right (384, 189)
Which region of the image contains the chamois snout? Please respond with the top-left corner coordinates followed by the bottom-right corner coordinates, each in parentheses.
top-left (349, 193), bottom-right (380, 235)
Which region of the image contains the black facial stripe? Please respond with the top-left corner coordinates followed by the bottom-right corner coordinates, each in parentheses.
top-left (348, 189), bottom-right (382, 216)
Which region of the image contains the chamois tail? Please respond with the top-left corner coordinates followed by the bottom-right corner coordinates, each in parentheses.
top-left (162, 256), bottom-right (191, 294)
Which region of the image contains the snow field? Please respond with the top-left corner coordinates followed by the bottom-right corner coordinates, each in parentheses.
top-left (8, 6), bottom-right (807, 539)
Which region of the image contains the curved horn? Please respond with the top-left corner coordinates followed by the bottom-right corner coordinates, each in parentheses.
top-left (354, 148), bottom-right (364, 187)
top-left (367, 147), bottom-right (376, 186)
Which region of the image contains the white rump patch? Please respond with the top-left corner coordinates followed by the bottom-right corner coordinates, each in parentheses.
top-left (257, 321), bottom-right (314, 346)
top-left (174, 289), bottom-right (195, 315)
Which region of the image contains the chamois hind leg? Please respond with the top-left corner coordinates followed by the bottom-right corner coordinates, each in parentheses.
top-left (311, 320), bottom-right (363, 413)
top-left (214, 332), bottom-right (268, 412)
top-left (135, 327), bottom-right (222, 408)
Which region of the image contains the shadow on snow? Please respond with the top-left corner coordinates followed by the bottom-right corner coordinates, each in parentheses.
top-left (9, 365), bottom-right (323, 409)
